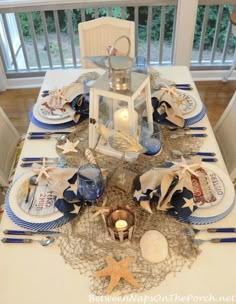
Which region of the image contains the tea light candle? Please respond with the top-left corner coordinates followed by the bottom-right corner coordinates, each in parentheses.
top-left (114, 108), bottom-right (138, 133)
top-left (143, 138), bottom-right (161, 155)
top-left (115, 219), bottom-right (128, 231)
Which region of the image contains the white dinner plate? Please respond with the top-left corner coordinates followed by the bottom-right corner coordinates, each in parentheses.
top-left (192, 166), bottom-right (225, 209)
top-left (33, 98), bottom-right (72, 125)
top-left (190, 163), bottom-right (235, 221)
top-left (7, 171), bottom-right (61, 224)
top-left (152, 89), bottom-right (197, 116)
top-left (38, 96), bottom-right (70, 120)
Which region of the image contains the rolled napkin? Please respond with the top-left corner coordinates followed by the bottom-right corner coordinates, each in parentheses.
top-left (133, 157), bottom-right (202, 220)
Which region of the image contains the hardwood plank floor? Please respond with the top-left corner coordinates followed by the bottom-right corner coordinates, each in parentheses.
top-left (0, 81), bottom-right (235, 135)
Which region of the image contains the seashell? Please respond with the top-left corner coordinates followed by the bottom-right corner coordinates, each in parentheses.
top-left (140, 200), bottom-right (153, 214)
top-left (96, 124), bottom-right (111, 141)
top-left (140, 230), bottom-right (168, 263)
top-left (85, 148), bottom-right (97, 164)
top-left (109, 130), bottom-right (146, 153)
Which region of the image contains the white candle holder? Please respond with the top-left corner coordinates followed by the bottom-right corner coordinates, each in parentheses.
top-left (89, 71), bottom-right (153, 158)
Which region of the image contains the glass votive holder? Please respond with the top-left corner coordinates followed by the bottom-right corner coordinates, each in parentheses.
top-left (106, 208), bottom-right (135, 242)
top-left (132, 56), bottom-right (147, 74)
top-left (139, 121), bottom-right (162, 155)
top-left (77, 163), bottom-right (104, 201)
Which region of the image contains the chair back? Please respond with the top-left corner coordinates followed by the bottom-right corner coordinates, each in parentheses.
top-left (79, 17), bottom-right (135, 68)
top-left (214, 91), bottom-right (236, 182)
top-left (0, 107), bottom-right (20, 187)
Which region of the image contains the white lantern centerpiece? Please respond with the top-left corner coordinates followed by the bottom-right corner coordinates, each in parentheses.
top-left (89, 71), bottom-right (153, 158)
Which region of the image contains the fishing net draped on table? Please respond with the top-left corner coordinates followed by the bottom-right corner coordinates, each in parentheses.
top-left (57, 120), bottom-right (202, 296)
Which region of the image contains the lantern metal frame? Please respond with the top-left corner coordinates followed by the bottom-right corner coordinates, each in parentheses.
top-left (89, 71), bottom-right (153, 158)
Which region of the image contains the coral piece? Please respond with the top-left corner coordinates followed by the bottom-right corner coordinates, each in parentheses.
top-left (95, 256), bottom-right (140, 294)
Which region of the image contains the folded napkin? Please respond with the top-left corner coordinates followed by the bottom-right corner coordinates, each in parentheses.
top-left (133, 157), bottom-right (201, 220)
top-left (152, 88), bottom-right (185, 127)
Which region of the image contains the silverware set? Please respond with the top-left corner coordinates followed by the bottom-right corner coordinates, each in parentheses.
top-left (170, 149), bottom-right (217, 162)
top-left (185, 227), bottom-right (236, 245)
top-left (1, 230), bottom-right (63, 246)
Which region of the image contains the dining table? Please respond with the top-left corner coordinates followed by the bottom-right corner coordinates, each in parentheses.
top-left (0, 66), bottom-right (236, 304)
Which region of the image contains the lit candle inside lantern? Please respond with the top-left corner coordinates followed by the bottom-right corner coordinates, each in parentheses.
top-left (114, 108), bottom-right (138, 134)
top-left (115, 219), bottom-right (128, 231)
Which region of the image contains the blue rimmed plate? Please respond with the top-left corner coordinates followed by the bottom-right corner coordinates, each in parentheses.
top-left (29, 107), bottom-right (85, 130)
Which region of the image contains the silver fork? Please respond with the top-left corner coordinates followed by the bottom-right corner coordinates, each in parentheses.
top-left (193, 238), bottom-right (236, 245)
top-left (185, 227), bottom-right (236, 237)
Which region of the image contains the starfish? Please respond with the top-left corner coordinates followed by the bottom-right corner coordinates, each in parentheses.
top-left (32, 158), bottom-right (55, 184)
top-left (95, 256), bottom-right (140, 294)
top-left (182, 197), bottom-right (195, 212)
top-left (160, 86), bottom-right (180, 99)
top-left (172, 156), bottom-right (200, 176)
top-left (91, 197), bottom-right (110, 218)
top-left (50, 87), bottom-right (68, 107)
top-left (57, 139), bottom-right (80, 154)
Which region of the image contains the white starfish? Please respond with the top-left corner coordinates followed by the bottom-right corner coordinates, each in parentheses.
top-left (32, 158), bottom-right (55, 184)
top-left (57, 139), bottom-right (80, 154)
top-left (172, 156), bottom-right (199, 176)
top-left (160, 86), bottom-right (179, 99)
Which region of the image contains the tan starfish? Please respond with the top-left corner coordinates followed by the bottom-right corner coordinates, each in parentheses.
top-left (32, 158), bottom-right (55, 184)
top-left (57, 139), bottom-right (80, 154)
top-left (50, 87), bottom-right (68, 107)
top-left (172, 156), bottom-right (199, 176)
top-left (95, 256), bottom-right (140, 294)
top-left (91, 197), bottom-right (110, 218)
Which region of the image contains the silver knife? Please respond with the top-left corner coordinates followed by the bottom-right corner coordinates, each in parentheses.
top-left (28, 132), bottom-right (70, 136)
top-left (3, 229), bottom-right (63, 236)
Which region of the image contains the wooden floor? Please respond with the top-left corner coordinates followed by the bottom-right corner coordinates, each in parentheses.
top-left (0, 81), bottom-right (235, 135)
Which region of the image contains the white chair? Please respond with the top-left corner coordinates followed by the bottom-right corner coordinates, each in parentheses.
top-left (78, 17), bottom-right (135, 68)
top-left (0, 106), bottom-right (20, 187)
top-left (214, 91), bottom-right (236, 187)
top-left (222, 11), bottom-right (236, 82)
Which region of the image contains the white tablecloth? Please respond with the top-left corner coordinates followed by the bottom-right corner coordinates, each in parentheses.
top-left (0, 66), bottom-right (235, 304)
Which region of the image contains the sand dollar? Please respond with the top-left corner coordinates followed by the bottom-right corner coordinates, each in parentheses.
top-left (140, 230), bottom-right (168, 263)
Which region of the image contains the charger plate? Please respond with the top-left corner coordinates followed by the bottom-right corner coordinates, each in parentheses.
top-left (5, 171), bottom-right (74, 230)
top-left (30, 107), bottom-right (83, 130)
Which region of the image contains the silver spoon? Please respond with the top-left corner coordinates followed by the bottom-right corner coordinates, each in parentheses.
top-left (1, 236), bottom-right (55, 246)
